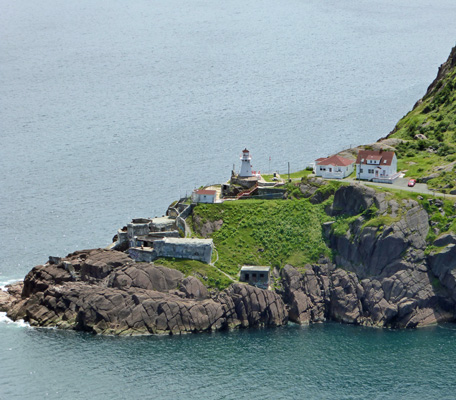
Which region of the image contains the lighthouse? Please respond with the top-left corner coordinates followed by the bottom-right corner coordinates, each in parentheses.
top-left (239, 148), bottom-right (253, 177)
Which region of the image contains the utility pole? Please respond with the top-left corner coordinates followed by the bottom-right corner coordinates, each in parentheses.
top-left (288, 162), bottom-right (290, 181)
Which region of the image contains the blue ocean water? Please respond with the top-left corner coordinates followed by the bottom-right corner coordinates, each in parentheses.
top-left (1, 0), bottom-right (456, 398)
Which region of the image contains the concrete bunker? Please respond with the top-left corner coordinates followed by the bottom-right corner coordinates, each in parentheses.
top-left (240, 266), bottom-right (270, 289)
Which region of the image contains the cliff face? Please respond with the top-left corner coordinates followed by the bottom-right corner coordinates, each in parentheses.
top-left (383, 46), bottom-right (456, 192)
top-left (2, 182), bottom-right (456, 333)
top-left (3, 46), bottom-right (456, 335)
top-left (1, 249), bottom-right (287, 335)
top-left (418, 45), bottom-right (456, 104)
top-left (279, 184), bottom-right (456, 328)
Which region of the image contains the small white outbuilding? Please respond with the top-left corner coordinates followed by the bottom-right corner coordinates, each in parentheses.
top-left (192, 189), bottom-right (216, 203)
top-left (314, 155), bottom-right (355, 179)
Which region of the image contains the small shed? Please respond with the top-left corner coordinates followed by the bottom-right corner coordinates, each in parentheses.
top-left (192, 189), bottom-right (216, 204)
top-left (240, 266), bottom-right (270, 289)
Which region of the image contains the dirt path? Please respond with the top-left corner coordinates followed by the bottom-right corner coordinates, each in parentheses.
top-left (210, 247), bottom-right (235, 282)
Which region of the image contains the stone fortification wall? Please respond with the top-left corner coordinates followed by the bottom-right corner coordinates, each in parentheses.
top-left (154, 238), bottom-right (213, 264)
top-left (127, 221), bottom-right (150, 242)
top-left (150, 217), bottom-right (176, 232)
top-left (231, 175), bottom-right (258, 189)
top-left (128, 247), bottom-right (157, 263)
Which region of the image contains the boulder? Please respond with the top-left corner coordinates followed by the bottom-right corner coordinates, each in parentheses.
top-left (5, 249), bottom-right (287, 335)
top-left (330, 184), bottom-right (377, 216)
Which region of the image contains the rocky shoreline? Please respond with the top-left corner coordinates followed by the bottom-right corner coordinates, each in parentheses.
top-left (2, 181), bottom-right (456, 335)
top-left (0, 249), bottom-right (287, 335)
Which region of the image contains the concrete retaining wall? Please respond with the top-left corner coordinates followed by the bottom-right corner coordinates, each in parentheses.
top-left (153, 238), bottom-right (213, 264)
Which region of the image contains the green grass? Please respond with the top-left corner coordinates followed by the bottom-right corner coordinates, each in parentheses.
top-left (342, 184), bottom-right (456, 242)
top-left (155, 258), bottom-right (233, 291)
top-left (331, 215), bottom-right (358, 237)
top-left (191, 198), bottom-right (333, 274)
top-left (388, 62), bottom-right (456, 191)
top-left (262, 168), bottom-right (312, 182)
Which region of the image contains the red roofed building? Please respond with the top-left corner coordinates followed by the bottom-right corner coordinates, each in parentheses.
top-left (192, 189), bottom-right (217, 203)
top-left (355, 150), bottom-right (398, 183)
top-left (314, 154), bottom-right (355, 179)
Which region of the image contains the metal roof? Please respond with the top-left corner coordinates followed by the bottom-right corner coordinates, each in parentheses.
top-left (241, 266), bottom-right (270, 272)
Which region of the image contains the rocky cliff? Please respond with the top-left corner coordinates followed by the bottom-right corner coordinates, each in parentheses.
top-left (1, 249), bottom-right (287, 335)
top-left (3, 48), bottom-right (456, 335)
top-left (2, 182), bottom-right (456, 333)
top-left (280, 184), bottom-right (456, 328)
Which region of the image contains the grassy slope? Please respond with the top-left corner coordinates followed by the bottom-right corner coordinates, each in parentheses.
top-left (155, 258), bottom-right (233, 291)
top-left (387, 46), bottom-right (456, 192)
top-left (191, 196), bottom-right (333, 277)
top-left (153, 47), bottom-right (456, 288)
top-left (262, 168), bottom-right (313, 182)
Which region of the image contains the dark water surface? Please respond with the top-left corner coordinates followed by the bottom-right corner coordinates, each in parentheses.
top-left (2, 0), bottom-right (456, 398)
top-left (1, 321), bottom-right (456, 399)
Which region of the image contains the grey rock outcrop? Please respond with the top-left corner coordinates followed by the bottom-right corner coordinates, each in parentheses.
top-left (3, 249), bottom-right (287, 335)
top-left (4, 181), bottom-right (456, 333)
top-left (279, 184), bottom-right (456, 328)
top-left (192, 215), bottom-right (223, 238)
top-left (299, 177), bottom-right (335, 204)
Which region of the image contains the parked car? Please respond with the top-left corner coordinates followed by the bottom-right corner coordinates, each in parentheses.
top-left (408, 179), bottom-right (416, 187)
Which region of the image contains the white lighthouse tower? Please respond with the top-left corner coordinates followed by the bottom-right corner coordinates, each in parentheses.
top-left (239, 148), bottom-right (253, 177)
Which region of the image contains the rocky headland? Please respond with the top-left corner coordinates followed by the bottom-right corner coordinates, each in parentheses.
top-left (2, 180), bottom-right (456, 334)
top-left (0, 249), bottom-right (287, 335)
top-left (280, 181), bottom-right (456, 328)
top-left (2, 45), bottom-right (456, 335)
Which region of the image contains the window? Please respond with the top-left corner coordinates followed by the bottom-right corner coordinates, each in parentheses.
top-left (360, 169), bottom-right (363, 173)
top-left (368, 169), bottom-right (374, 174)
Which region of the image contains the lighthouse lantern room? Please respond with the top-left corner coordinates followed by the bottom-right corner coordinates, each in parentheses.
top-left (239, 148), bottom-right (253, 177)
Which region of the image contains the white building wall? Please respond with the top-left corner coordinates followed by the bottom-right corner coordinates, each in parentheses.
top-left (315, 163), bottom-right (354, 179)
top-left (239, 151), bottom-right (253, 177)
top-left (192, 192), bottom-right (216, 203)
top-left (199, 194), bottom-right (215, 203)
top-left (356, 155), bottom-right (397, 181)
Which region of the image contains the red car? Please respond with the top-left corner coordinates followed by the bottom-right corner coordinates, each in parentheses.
top-left (408, 179), bottom-right (416, 187)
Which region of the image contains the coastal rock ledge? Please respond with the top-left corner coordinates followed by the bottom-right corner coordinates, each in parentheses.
top-left (279, 184), bottom-right (456, 329)
top-left (0, 249), bottom-right (288, 335)
top-left (3, 182), bottom-right (456, 334)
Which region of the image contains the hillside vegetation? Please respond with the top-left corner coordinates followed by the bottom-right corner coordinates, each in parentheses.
top-left (191, 197), bottom-right (333, 277)
top-left (155, 47), bottom-right (456, 289)
top-left (387, 46), bottom-right (456, 193)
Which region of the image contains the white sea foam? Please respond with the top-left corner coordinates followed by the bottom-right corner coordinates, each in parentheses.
top-left (0, 312), bottom-right (30, 328)
top-left (0, 279), bottom-right (22, 292)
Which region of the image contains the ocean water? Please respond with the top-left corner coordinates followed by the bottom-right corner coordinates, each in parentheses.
top-left (1, 0), bottom-right (456, 398)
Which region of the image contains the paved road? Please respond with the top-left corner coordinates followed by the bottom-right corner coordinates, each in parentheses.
top-left (345, 177), bottom-right (434, 194)
top-left (307, 175), bottom-right (456, 200)
top-left (348, 177), bottom-right (456, 199)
